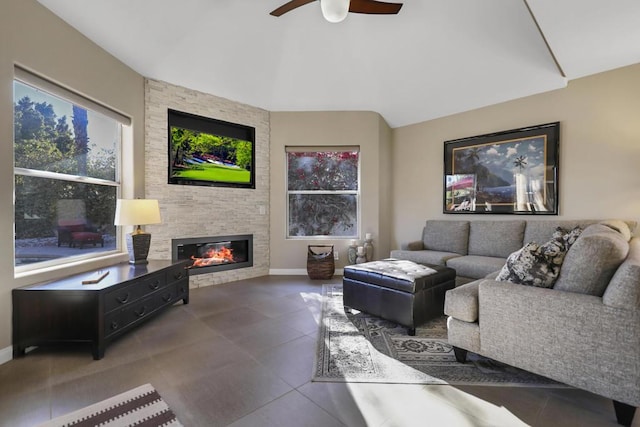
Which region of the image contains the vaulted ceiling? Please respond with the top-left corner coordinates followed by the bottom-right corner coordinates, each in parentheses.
top-left (37, 0), bottom-right (640, 127)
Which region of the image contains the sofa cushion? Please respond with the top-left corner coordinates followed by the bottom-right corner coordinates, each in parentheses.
top-left (58, 219), bottom-right (86, 227)
top-left (444, 280), bottom-right (480, 322)
top-left (422, 220), bottom-right (469, 255)
top-left (446, 255), bottom-right (506, 280)
top-left (389, 249), bottom-right (461, 266)
top-left (71, 231), bottom-right (102, 242)
top-left (554, 224), bottom-right (630, 296)
top-left (405, 241), bottom-right (425, 251)
top-left (495, 226), bottom-right (582, 288)
top-left (603, 237), bottom-right (640, 310)
top-left (63, 224), bottom-right (86, 232)
top-left (468, 220), bottom-right (525, 258)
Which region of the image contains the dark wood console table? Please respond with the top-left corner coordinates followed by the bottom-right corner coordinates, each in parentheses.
top-left (12, 259), bottom-right (189, 360)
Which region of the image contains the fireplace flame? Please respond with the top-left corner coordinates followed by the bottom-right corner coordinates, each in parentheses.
top-left (190, 246), bottom-right (235, 267)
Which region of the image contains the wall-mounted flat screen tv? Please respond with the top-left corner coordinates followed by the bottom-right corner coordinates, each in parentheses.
top-left (168, 109), bottom-right (255, 189)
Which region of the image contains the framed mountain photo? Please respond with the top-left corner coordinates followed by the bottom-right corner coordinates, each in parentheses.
top-left (443, 122), bottom-right (559, 214)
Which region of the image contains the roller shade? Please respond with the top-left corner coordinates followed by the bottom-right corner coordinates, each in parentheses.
top-left (14, 66), bottom-right (131, 126)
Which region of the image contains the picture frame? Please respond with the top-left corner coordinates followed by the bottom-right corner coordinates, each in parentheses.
top-left (443, 122), bottom-right (560, 214)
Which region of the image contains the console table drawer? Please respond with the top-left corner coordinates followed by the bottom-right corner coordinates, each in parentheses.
top-left (166, 263), bottom-right (188, 282)
top-left (104, 284), bottom-right (183, 338)
top-left (140, 272), bottom-right (168, 293)
top-left (105, 296), bottom-right (152, 338)
top-left (104, 283), bottom-right (146, 312)
top-left (104, 272), bottom-right (169, 313)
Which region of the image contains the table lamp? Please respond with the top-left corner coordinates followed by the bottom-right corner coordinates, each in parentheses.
top-left (114, 199), bottom-right (161, 264)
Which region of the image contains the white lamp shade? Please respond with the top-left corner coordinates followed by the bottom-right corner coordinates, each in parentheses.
top-left (321, 0), bottom-right (349, 23)
top-left (114, 199), bottom-right (161, 226)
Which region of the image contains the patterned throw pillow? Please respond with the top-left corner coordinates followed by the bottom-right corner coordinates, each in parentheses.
top-left (496, 226), bottom-right (583, 288)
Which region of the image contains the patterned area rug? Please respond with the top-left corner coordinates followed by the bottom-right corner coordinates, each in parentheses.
top-left (314, 284), bottom-right (564, 386)
top-left (38, 384), bottom-right (182, 427)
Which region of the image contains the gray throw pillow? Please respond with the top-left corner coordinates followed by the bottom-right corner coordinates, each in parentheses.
top-left (554, 224), bottom-right (630, 296)
top-left (496, 226), bottom-right (582, 288)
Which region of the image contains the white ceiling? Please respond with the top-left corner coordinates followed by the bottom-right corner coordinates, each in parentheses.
top-left (37, 0), bottom-right (640, 128)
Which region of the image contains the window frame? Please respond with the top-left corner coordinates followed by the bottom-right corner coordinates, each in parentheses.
top-left (285, 146), bottom-right (361, 240)
top-left (13, 68), bottom-right (126, 274)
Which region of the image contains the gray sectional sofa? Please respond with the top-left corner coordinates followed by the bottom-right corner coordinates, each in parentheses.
top-left (390, 219), bottom-right (599, 285)
top-left (392, 219), bottom-right (639, 426)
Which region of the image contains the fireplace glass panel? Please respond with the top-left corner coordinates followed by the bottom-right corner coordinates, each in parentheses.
top-left (172, 235), bottom-right (253, 275)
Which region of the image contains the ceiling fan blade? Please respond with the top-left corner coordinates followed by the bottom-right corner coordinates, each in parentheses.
top-left (270, 0), bottom-right (317, 17)
top-left (349, 0), bottom-right (403, 15)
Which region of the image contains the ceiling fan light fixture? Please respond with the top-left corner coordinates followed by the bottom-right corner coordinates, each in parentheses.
top-left (320, 0), bottom-right (350, 23)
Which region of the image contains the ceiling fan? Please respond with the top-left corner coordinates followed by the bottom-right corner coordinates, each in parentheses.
top-left (270, 0), bottom-right (403, 23)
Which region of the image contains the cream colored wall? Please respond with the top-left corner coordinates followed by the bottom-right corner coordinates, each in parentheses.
top-left (377, 118), bottom-right (393, 261)
top-left (391, 64), bottom-right (640, 248)
top-left (0, 0), bottom-right (144, 352)
top-left (270, 111), bottom-right (392, 271)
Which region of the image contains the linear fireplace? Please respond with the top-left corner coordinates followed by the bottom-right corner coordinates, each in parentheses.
top-left (172, 234), bottom-right (253, 275)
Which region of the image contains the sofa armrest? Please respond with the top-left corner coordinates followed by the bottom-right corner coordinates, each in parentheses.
top-left (478, 279), bottom-right (640, 406)
top-left (404, 240), bottom-right (424, 251)
top-left (444, 280), bottom-right (479, 322)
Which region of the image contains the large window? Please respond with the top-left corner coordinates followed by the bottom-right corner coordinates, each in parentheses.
top-left (286, 147), bottom-right (359, 238)
top-left (13, 69), bottom-right (126, 271)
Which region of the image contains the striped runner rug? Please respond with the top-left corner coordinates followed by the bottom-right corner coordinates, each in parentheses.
top-left (38, 384), bottom-right (182, 427)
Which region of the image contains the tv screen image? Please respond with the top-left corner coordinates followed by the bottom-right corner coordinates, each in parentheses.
top-left (168, 109), bottom-right (255, 189)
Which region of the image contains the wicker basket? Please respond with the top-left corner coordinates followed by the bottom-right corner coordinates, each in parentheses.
top-left (307, 245), bottom-right (335, 280)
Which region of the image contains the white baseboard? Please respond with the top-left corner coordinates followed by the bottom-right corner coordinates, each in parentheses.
top-left (0, 345), bottom-right (12, 365)
top-left (269, 268), bottom-right (343, 276)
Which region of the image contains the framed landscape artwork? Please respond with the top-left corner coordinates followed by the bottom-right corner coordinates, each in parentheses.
top-left (443, 122), bottom-right (560, 214)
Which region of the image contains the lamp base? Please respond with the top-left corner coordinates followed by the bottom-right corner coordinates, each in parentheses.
top-left (126, 232), bottom-right (151, 265)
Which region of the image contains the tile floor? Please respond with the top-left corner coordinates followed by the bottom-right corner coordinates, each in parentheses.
top-left (0, 275), bottom-right (637, 427)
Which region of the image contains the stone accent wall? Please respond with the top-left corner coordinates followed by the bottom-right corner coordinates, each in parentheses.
top-left (144, 79), bottom-right (270, 287)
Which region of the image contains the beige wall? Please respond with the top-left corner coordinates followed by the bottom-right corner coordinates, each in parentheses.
top-left (270, 111), bottom-right (392, 271)
top-left (391, 64), bottom-right (640, 248)
top-left (0, 0), bottom-right (144, 353)
top-left (377, 118), bottom-right (393, 261)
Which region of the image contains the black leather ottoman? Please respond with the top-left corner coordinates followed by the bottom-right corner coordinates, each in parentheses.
top-left (343, 259), bottom-right (456, 335)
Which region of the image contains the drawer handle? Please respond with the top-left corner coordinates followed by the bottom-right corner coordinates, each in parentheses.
top-left (116, 293), bottom-right (130, 304)
top-left (110, 321), bottom-right (119, 330)
top-left (174, 272), bottom-right (184, 280)
top-left (135, 306), bottom-right (147, 317)
top-left (149, 280), bottom-right (160, 290)
top-left (162, 293), bottom-right (173, 302)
